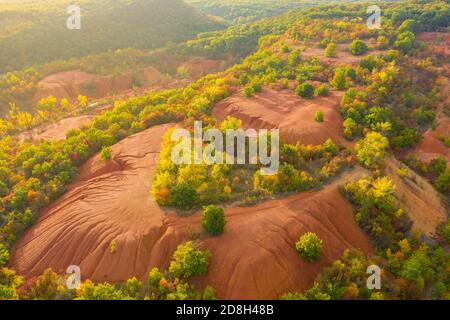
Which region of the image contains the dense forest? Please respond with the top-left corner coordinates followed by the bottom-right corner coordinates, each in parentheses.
top-left (186, 0), bottom-right (334, 23)
top-left (0, 0), bottom-right (449, 300)
top-left (0, 0), bottom-right (223, 73)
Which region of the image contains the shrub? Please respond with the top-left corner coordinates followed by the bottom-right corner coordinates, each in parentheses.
top-left (315, 84), bottom-right (329, 97)
top-left (349, 39), bottom-right (368, 55)
top-left (414, 108), bottom-right (436, 126)
top-left (435, 169), bottom-right (450, 194)
top-left (295, 232), bottom-right (323, 262)
top-left (429, 157), bottom-right (447, 176)
top-left (168, 241), bottom-right (210, 279)
top-left (170, 183), bottom-right (198, 209)
top-left (148, 267), bottom-right (164, 287)
top-left (355, 131), bottom-right (389, 169)
top-left (395, 31), bottom-right (415, 54)
top-left (76, 280), bottom-right (126, 300)
top-left (324, 42), bottom-right (337, 58)
top-left (442, 222), bottom-right (450, 244)
top-left (0, 243), bottom-right (9, 266)
top-left (331, 68), bottom-right (347, 90)
top-left (201, 205), bottom-right (226, 236)
top-left (314, 110), bottom-right (324, 122)
top-left (100, 146), bottom-right (112, 161)
top-left (323, 139), bottom-right (339, 155)
top-left (110, 240), bottom-right (117, 253)
top-left (295, 82), bottom-right (314, 98)
top-left (391, 128), bottom-right (420, 150)
top-left (243, 86), bottom-right (255, 98)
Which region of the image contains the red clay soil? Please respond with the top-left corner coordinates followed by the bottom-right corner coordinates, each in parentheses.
top-left (214, 86), bottom-right (352, 147)
top-left (411, 76), bottom-right (450, 164)
top-left (181, 57), bottom-right (227, 78)
top-left (11, 122), bottom-right (371, 299)
top-left (417, 32), bottom-right (450, 56)
top-left (193, 179), bottom-right (372, 299)
top-left (289, 41), bottom-right (386, 66)
top-left (17, 115), bottom-right (94, 142)
top-left (385, 156), bottom-right (447, 237)
top-left (412, 119), bottom-right (449, 163)
top-left (32, 70), bottom-right (134, 105)
top-left (32, 58), bottom-right (227, 108)
top-left (11, 124), bottom-right (176, 283)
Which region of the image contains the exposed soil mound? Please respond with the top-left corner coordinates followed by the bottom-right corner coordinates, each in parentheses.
top-left (12, 121), bottom-right (371, 298)
top-left (385, 156), bottom-right (447, 237)
top-left (32, 69), bottom-right (169, 106)
top-left (181, 57), bottom-right (227, 78)
top-left (11, 124), bottom-right (176, 283)
top-left (32, 58), bottom-right (227, 108)
top-left (412, 119), bottom-right (449, 164)
top-left (214, 86), bottom-right (351, 146)
top-left (17, 115), bottom-right (94, 142)
top-left (193, 181), bottom-right (372, 299)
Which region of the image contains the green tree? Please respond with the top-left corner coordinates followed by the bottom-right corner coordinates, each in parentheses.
top-left (314, 110), bottom-right (324, 122)
top-left (435, 169), bottom-right (450, 194)
top-left (0, 268), bottom-right (24, 300)
top-left (202, 205), bottom-right (226, 236)
top-left (243, 85), bottom-right (255, 98)
top-left (324, 42), bottom-right (337, 58)
top-left (76, 280), bottom-right (126, 300)
top-left (349, 39), bottom-right (368, 55)
top-left (100, 146), bottom-right (112, 161)
top-left (148, 267), bottom-right (164, 287)
top-left (331, 68), bottom-right (347, 90)
top-left (169, 241), bottom-right (210, 279)
top-left (315, 84), bottom-right (329, 97)
top-left (395, 31), bottom-right (415, 54)
top-left (355, 131), bottom-right (389, 169)
top-left (295, 82), bottom-right (314, 98)
top-left (170, 183), bottom-right (198, 209)
top-left (400, 250), bottom-right (432, 282)
top-left (0, 244), bottom-right (9, 267)
top-left (28, 269), bottom-right (69, 300)
top-left (295, 232), bottom-right (323, 262)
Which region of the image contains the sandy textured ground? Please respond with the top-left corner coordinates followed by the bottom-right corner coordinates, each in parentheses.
top-left (214, 86), bottom-right (352, 147)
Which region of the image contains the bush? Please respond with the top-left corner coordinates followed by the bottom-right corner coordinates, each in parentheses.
top-left (355, 131), bottom-right (389, 169)
top-left (442, 222), bottom-right (450, 244)
top-left (148, 267), bottom-right (164, 287)
top-left (100, 146), bottom-right (112, 161)
top-left (295, 82), bottom-right (314, 98)
top-left (170, 183), bottom-right (198, 209)
top-left (314, 110), bottom-right (324, 122)
top-left (349, 39), bottom-right (368, 55)
top-left (0, 243), bottom-right (9, 266)
top-left (295, 232), bottom-right (323, 262)
top-left (169, 241), bottom-right (210, 279)
top-left (315, 84), bottom-right (329, 97)
top-left (414, 108), bottom-right (435, 126)
top-left (243, 86), bottom-right (255, 97)
top-left (324, 42), bottom-right (337, 58)
top-left (435, 169), bottom-right (450, 194)
top-left (395, 31), bottom-right (415, 54)
top-left (330, 69), bottom-right (347, 90)
top-left (202, 205), bottom-right (226, 236)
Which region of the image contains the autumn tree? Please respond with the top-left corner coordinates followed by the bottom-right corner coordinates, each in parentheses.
top-left (169, 241), bottom-right (210, 279)
top-left (295, 232), bottom-right (323, 262)
top-left (325, 42), bottom-right (337, 58)
top-left (355, 131), bottom-right (389, 169)
top-left (349, 39), bottom-right (368, 56)
top-left (202, 205), bottom-right (226, 236)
